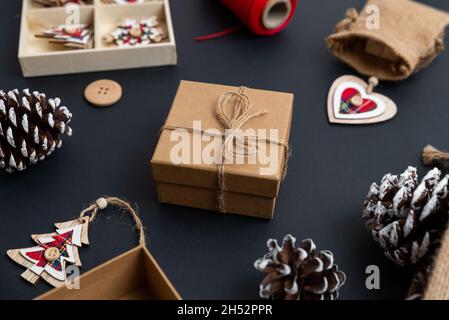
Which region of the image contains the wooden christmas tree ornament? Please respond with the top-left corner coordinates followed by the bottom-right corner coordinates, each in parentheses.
top-left (327, 75), bottom-right (397, 125)
top-left (7, 197), bottom-right (180, 300)
top-left (7, 218), bottom-right (89, 287)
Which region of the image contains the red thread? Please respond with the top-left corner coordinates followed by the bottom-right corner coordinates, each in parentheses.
top-left (196, 0), bottom-right (297, 41)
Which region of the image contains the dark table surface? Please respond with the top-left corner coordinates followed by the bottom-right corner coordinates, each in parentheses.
top-left (2, 0), bottom-right (449, 300)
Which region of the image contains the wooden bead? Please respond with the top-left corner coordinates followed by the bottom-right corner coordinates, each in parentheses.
top-left (368, 77), bottom-right (379, 87)
top-left (96, 197), bottom-right (108, 210)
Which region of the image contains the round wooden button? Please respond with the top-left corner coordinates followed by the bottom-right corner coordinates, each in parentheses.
top-left (130, 27), bottom-right (143, 38)
top-left (44, 247), bottom-right (60, 262)
top-left (64, 26), bottom-right (78, 35)
top-left (350, 95), bottom-right (363, 107)
top-left (84, 79), bottom-right (122, 107)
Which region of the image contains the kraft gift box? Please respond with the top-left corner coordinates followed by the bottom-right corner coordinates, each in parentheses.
top-left (36, 246), bottom-right (181, 300)
top-left (151, 81), bottom-right (294, 219)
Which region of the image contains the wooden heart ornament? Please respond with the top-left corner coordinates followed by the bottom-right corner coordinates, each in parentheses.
top-left (327, 75), bottom-right (397, 125)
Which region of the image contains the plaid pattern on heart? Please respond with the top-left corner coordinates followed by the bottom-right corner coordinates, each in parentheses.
top-left (327, 75), bottom-right (397, 125)
top-left (340, 88), bottom-right (377, 114)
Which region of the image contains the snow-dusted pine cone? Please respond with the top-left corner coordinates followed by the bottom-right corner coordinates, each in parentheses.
top-left (254, 235), bottom-right (346, 300)
top-left (0, 89), bottom-right (73, 173)
top-left (363, 166), bottom-right (449, 267)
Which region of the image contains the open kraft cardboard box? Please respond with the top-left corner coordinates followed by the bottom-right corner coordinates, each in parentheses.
top-left (19, 0), bottom-right (177, 77)
top-left (36, 245), bottom-right (181, 300)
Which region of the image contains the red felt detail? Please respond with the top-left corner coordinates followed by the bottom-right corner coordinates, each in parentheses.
top-left (26, 250), bottom-right (46, 267)
top-left (341, 88), bottom-right (377, 114)
top-left (24, 231), bottom-right (74, 269)
top-left (195, 0), bottom-right (297, 41)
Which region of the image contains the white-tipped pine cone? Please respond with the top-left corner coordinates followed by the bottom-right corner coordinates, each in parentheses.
top-left (363, 166), bottom-right (449, 267)
top-left (0, 89), bottom-right (73, 173)
top-left (254, 235), bottom-right (346, 300)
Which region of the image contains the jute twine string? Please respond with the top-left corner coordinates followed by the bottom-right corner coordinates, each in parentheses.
top-left (160, 87), bottom-right (291, 213)
top-left (79, 197), bottom-right (146, 247)
top-left (422, 145), bottom-right (449, 166)
top-left (216, 87), bottom-right (267, 213)
top-left (334, 8), bottom-right (358, 33)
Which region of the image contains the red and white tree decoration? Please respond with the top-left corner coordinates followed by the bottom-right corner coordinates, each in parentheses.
top-left (7, 197), bottom-right (147, 289)
top-left (7, 218), bottom-right (89, 287)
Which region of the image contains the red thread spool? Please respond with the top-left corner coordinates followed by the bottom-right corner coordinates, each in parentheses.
top-left (196, 0), bottom-right (297, 41)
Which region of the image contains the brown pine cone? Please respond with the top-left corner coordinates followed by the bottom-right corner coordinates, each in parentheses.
top-left (0, 89), bottom-right (73, 173)
top-left (363, 166), bottom-right (449, 267)
top-left (254, 235), bottom-right (346, 300)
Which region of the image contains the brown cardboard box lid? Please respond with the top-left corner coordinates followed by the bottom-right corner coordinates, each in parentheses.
top-left (151, 81), bottom-right (294, 198)
top-left (36, 246), bottom-right (181, 300)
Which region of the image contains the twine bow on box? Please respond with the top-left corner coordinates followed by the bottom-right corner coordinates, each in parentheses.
top-left (161, 86), bottom-right (290, 213)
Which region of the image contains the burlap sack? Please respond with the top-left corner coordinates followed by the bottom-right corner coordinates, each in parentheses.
top-left (423, 227), bottom-right (449, 300)
top-left (326, 0), bottom-right (449, 81)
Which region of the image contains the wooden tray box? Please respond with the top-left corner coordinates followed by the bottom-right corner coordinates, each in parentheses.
top-left (19, 0), bottom-right (177, 77)
top-left (36, 246), bottom-right (181, 300)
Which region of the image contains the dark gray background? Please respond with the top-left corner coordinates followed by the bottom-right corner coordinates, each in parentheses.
top-left (1, 0), bottom-right (449, 300)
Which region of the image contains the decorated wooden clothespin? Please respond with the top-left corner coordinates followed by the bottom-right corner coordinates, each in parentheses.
top-left (35, 24), bottom-right (93, 50)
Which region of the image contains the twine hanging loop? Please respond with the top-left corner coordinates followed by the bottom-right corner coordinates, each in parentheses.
top-left (79, 196), bottom-right (147, 247)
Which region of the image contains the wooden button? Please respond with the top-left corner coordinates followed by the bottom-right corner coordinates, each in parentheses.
top-left (64, 26), bottom-right (78, 35)
top-left (350, 95), bottom-right (363, 107)
top-left (84, 79), bottom-right (122, 107)
top-left (44, 247), bottom-right (60, 262)
top-left (130, 27), bottom-right (143, 38)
